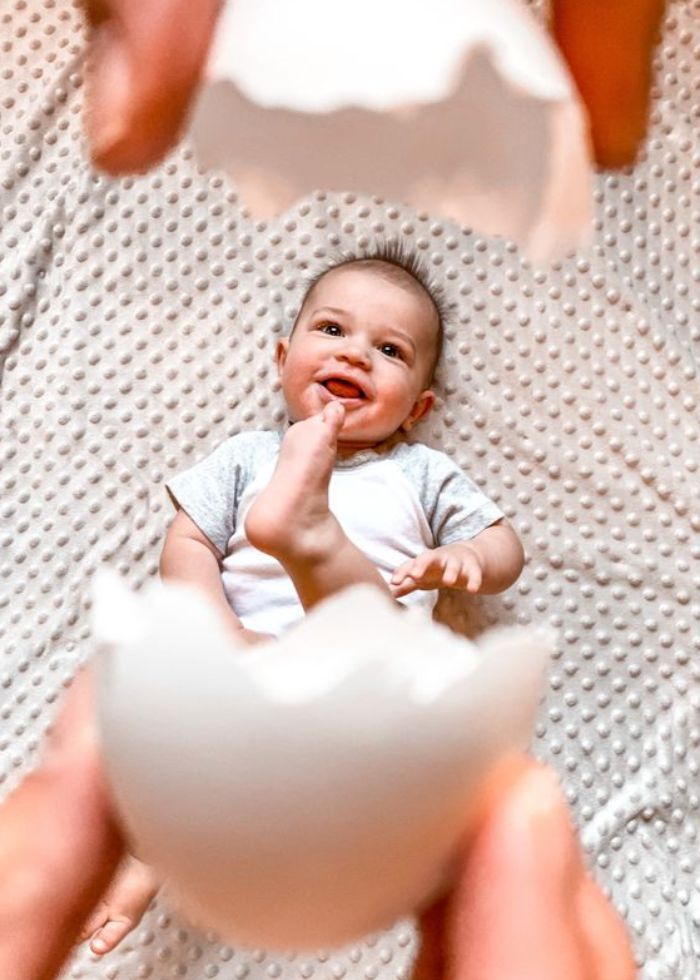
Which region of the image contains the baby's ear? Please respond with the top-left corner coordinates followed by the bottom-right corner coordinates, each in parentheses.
top-left (401, 390), bottom-right (435, 432)
top-left (276, 338), bottom-right (289, 374)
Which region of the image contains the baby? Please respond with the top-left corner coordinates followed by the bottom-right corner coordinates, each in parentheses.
top-left (81, 243), bottom-right (524, 955)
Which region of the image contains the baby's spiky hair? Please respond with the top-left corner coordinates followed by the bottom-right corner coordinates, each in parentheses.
top-left (296, 240), bottom-right (448, 382)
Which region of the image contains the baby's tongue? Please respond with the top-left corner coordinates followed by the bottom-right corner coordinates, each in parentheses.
top-left (325, 379), bottom-right (363, 399)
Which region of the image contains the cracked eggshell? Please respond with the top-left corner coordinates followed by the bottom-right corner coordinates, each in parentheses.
top-left (190, 0), bottom-right (593, 261)
top-left (93, 574), bottom-right (552, 949)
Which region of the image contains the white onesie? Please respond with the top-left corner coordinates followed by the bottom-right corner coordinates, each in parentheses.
top-left (166, 430), bottom-right (503, 636)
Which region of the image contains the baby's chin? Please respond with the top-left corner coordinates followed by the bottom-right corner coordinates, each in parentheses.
top-left (289, 403), bottom-right (401, 450)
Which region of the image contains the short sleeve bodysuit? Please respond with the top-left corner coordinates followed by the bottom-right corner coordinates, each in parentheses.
top-left (166, 431), bottom-right (503, 636)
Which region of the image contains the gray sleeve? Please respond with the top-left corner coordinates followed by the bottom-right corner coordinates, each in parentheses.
top-left (393, 443), bottom-right (504, 546)
top-left (165, 431), bottom-right (279, 554)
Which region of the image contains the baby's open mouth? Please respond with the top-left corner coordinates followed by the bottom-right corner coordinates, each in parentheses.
top-left (321, 379), bottom-right (367, 399)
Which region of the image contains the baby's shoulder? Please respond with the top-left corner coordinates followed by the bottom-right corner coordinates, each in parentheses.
top-left (211, 429), bottom-right (282, 471)
top-left (387, 439), bottom-right (457, 474)
top-left (385, 442), bottom-right (472, 508)
top-left (221, 429), bottom-right (281, 451)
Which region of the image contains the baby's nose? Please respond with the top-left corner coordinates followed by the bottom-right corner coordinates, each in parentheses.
top-left (339, 340), bottom-right (371, 366)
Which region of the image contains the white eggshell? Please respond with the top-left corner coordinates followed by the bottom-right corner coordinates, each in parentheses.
top-left (189, 0), bottom-right (592, 261)
top-left (93, 574), bottom-right (552, 949)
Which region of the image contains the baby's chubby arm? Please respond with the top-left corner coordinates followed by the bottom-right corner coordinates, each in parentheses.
top-left (160, 509), bottom-right (272, 645)
top-left (390, 520), bottom-right (524, 599)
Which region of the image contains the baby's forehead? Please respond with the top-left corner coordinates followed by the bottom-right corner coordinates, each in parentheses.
top-left (303, 263), bottom-right (436, 324)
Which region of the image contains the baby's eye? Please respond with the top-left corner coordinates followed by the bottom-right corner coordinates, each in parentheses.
top-left (379, 343), bottom-right (403, 360)
top-left (319, 322), bottom-right (343, 336)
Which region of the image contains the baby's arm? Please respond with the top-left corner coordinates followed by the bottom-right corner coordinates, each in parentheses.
top-left (160, 509), bottom-right (271, 644)
top-left (390, 520), bottom-right (524, 599)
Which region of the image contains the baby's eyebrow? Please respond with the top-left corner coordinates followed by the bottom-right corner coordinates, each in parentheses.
top-left (311, 306), bottom-right (350, 319)
top-left (382, 328), bottom-right (416, 354)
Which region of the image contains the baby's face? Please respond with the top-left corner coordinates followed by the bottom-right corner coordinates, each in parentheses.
top-left (277, 267), bottom-right (438, 452)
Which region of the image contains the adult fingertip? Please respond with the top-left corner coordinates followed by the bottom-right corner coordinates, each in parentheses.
top-left (85, 25), bottom-right (135, 168)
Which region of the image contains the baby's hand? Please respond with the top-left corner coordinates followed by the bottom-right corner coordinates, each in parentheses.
top-left (390, 544), bottom-right (484, 599)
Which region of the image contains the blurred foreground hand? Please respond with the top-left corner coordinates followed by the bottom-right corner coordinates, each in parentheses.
top-left (552, 0), bottom-right (667, 167)
top-left (81, 0), bottom-right (667, 176)
top-left (82, 0), bottom-right (222, 174)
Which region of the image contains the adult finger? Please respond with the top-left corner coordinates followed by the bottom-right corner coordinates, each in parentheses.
top-left (82, 0), bottom-right (223, 174)
top-left (412, 757), bottom-right (534, 980)
top-left (0, 669), bottom-right (126, 979)
top-left (552, 0), bottom-right (667, 167)
top-left (413, 891), bottom-right (449, 980)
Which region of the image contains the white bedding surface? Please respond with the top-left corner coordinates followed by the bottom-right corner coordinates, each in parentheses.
top-left (0, 1), bottom-right (699, 977)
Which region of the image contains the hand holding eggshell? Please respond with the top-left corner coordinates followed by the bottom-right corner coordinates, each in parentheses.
top-left (93, 575), bottom-right (551, 949)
